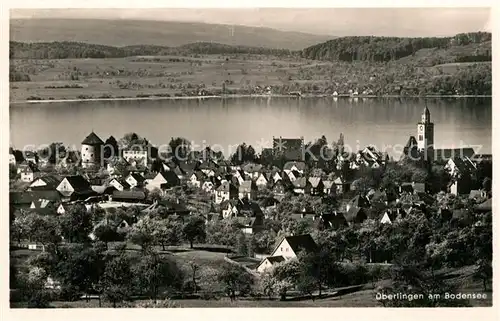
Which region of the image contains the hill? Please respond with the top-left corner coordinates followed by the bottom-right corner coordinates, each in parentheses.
top-left (301, 32), bottom-right (491, 64)
top-left (9, 19), bottom-right (332, 50)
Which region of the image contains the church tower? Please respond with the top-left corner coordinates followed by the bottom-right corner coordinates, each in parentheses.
top-left (417, 106), bottom-right (434, 159)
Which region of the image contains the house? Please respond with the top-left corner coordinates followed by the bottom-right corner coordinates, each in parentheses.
top-left (214, 181), bottom-right (238, 204)
top-left (234, 215), bottom-right (264, 234)
top-left (272, 136), bottom-right (304, 161)
top-left (344, 207), bottom-right (367, 225)
top-left (272, 177), bottom-right (292, 197)
top-left (57, 203), bottom-right (67, 215)
top-left (238, 180), bottom-right (257, 200)
top-left (232, 170), bottom-right (246, 185)
top-left (107, 177), bottom-right (131, 191)
top-left (122, 149), bottom-right (148, 168)
top-left (346, 195), bottom-right (369, 212)
top-left (111, 190), bottom-right (146, 203)
top-left (380, 209), bottom-right (398, 224)
top-left (283, 161), bottom-right (306, 175)
top-left (24, 151), bottom-right (38, 165)
top-left (221, 199), bottom-right (241, 218)
top-left (256, 256), bottom-right (286, 273)
top-left (314, 213), bottom-right (348, 230)
top-left (270, 234), bottom-right (318, 260)
top-left (29, 199), bottom-right (56, 215)
top-left (9, 153), bottom-right (16, 165)
top-left (188, 171), bottom-right (206, 188)
top-left (125, 173), bottom-right (146, 189)
top-left (243, 163), bottom-right (263, 179)
top-left (146, 171), bottom-right (180, 191)
top-left (28, 175), bottom-right (61, 191)
top-left (155, 200), bottom-right (191, 216)
top-left (18, 162), bottom-right (39, 182)
top-left (255, 173), bottom-right (269, 187)
top-left (56, 175), bottom-right (94, 199)
top-left (475, 198), bottom-right (492, 213)
top-left (292, 177), bottom-right (311, 195)
top-left (271, 171), bottom-right (283, 184)
top-left (287, 170), bottom-right (301, 182)
top-left (308, 177), bottom-right (324, 196)
top-left (10, 191), bottom-right (62, 209)
top-left (323, 180), bottom-right (334, 195)
top-left (445, 157), bottom-right (476, 195)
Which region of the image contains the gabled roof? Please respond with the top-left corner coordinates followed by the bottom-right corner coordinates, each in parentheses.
top-left (475, 198), bottom-right (492, 211)
top-left (128, 173), bottom-right (146, 184)
top-left (243, 163), bottom-right (263, 173)
top-left (347, 195), bottom-right (369, 208)
top-left (323, 180), bottom-right (334, 189)
top-left (308, 177), bottom-right (323, 188)
top-left (29, 175), bottom-right (61, 190)
top-left (344, 207), bottom-right (367, 223)
top-left (191, 170), bottom-right (206, 181)
top-left (292, 177), bottom-right (309, 189)
top-left (448, 157), bottom-right (476, 174)
top-left (283, 161), bottom-right (306, 171)
top-left (10, 191), bottom-right (62, 205)
top-left (81, 132), bottom-right (104, 145)
top-left (281, 234), bottom-right (318, 254)
top-left (109, 177), bottom-right (131, 189)
top-left (62, 175), bottom-right (92, 192)
top-left (112, 190), bottom-right (146, 201)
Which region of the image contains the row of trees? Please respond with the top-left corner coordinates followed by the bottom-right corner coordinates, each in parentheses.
top-left (9, 41), bottom-right (294, 60)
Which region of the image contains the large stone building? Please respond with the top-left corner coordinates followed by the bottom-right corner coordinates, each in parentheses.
top-left (81, 132), bottom-right (104, 168)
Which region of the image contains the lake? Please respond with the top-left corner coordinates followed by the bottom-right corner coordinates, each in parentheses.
top-left (9, 97), bottom-right (492, 159)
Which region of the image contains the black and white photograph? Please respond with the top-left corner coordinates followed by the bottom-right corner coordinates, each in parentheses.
top-left (7, 6), bottom-right (494, 311)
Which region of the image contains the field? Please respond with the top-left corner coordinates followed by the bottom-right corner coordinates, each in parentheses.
top-left (10, 54), bottom-right (489, 102)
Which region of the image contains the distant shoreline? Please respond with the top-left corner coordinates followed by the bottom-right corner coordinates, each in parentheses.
top-left (9, 94), bottom-right (492, 105)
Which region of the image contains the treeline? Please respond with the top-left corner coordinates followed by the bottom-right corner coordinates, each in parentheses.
top-left (301, 32), bottom-right (491, 63)
top-left (9, 41), bottom-right (294, 60)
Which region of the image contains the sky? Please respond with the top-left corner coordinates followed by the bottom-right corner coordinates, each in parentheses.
top-left (10, 8), bottom-right (492, 37)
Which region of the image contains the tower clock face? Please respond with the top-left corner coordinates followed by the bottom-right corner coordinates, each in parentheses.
top-left (419, 125), bottom-right (424, 131)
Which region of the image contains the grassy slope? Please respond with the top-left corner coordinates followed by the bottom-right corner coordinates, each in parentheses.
top-left (9, 19), bottom-right (332, 50)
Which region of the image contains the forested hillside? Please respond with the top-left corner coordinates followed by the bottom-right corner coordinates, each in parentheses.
top-left (301, 32), bottom-right (491, 63)
top-left (9, 41), bottom-right (294, 60)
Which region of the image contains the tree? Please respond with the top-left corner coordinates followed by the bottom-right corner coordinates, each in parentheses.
top-left (217, 263), bottom-right (254, 301)
top-left (101, 253), bottom-right (134, 308)
top-left (235, 232), bottom-right (248, 255)
top-left (54, 244), bottom-right (105, 300)
top-left (169, 137), bottom-right (192, 162)
top-left (93, 224), bottom-right (122, 249)
top-left (182, 216), bottom-right (206, 248)
top-left (59, 204), bottom-right (93, 243)
top-left (133, 252), bottom-right (184, 302)
top-left (38, 142), bottom-right (66, 164)
top-left (154, 216), bottom-right (183, 250)
top-left (15, 212), bottom-right (61, 251)
top-left (126, 215), bottom-right (157, 251)
top-left (271, 259), bottom-right (302, 300)
top-left (103, 136), bottom-right (119, 160)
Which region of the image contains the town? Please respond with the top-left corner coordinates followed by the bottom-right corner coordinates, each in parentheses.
top-left (9, 105), bottom-right (493, 308)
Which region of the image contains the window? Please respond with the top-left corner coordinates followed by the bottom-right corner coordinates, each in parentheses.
top-left (285, 248), bottom-right (289, 252)
top-left (280, 247), bottom-right (283, 252)
top-left (90, 154), bottom-right (94, 157)
top-left (86, 147), bottom-right (89, 151)
top-left (418, 135), bottom-right (423, 141)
